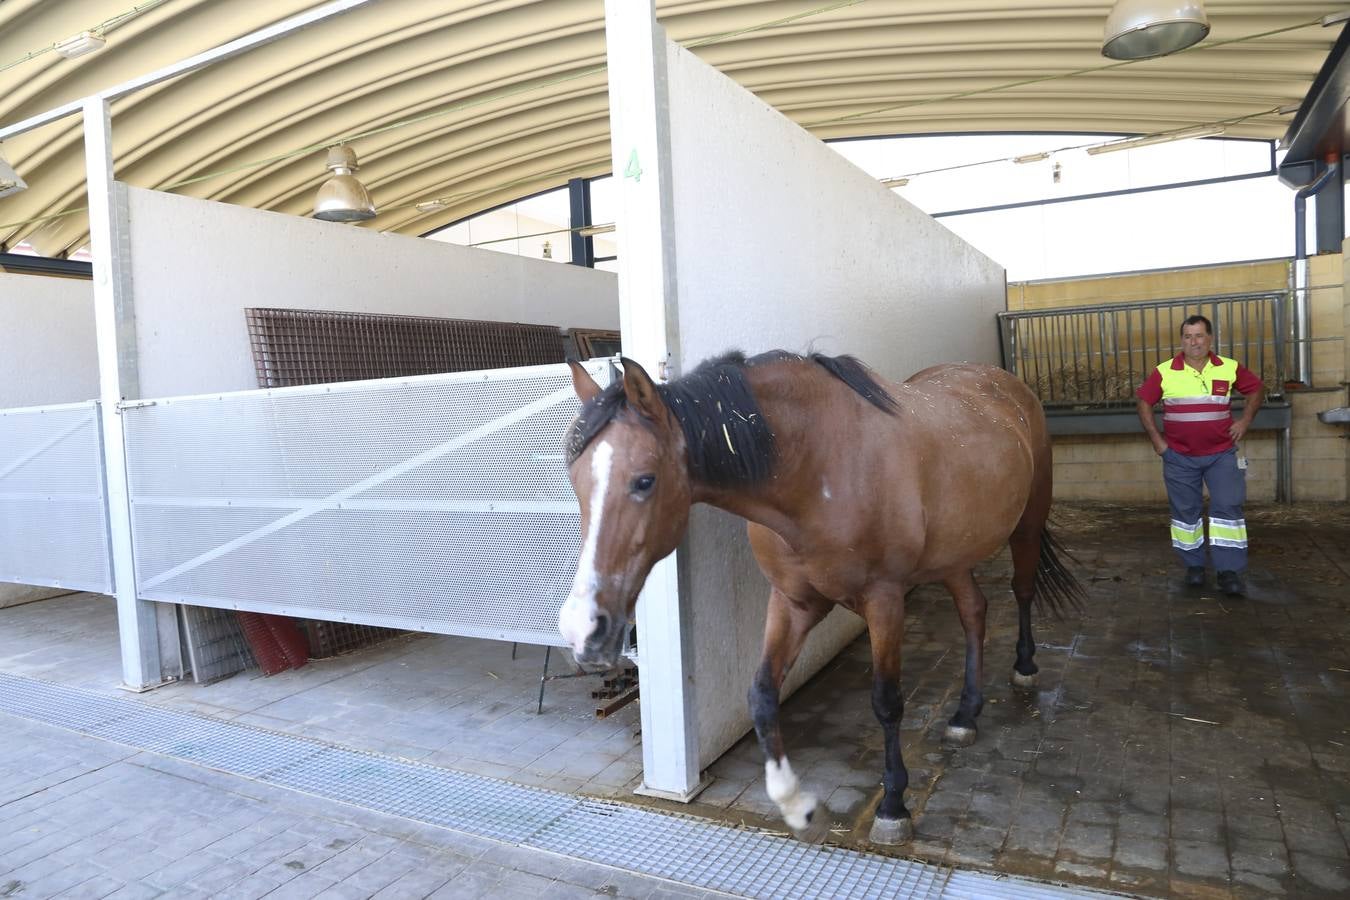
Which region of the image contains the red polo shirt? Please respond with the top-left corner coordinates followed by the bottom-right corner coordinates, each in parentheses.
top-left (1137, 352), bottom-right (1262, 456)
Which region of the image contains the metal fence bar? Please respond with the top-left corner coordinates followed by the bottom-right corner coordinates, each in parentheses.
top-left (997, 292), bottom-right (1287, 407)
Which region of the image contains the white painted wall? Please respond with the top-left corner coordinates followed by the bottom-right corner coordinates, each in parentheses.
top-left (124, 188), bottom-right (619, 397)
top-left (660, 41), bottom-right (1006, 767)
top-left (0, 273), bottom-right (97, 407)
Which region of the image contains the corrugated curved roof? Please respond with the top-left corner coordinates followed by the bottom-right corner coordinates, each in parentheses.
top-left (0, 1), bottom-right (1341, 256)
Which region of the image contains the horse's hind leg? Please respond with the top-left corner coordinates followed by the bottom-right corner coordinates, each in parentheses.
top-left (942, 570), bottom-right (987, 747)
top-left (863, 585), bottom-right (914, 845)
top-left (748, 587), bottom-right (831, 841)
top-left (1009, 472), bottom-right (1051, 688)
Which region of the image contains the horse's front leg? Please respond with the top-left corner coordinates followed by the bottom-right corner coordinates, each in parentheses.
top-left (942, 570), bottom-right (988, 747)
top-left (748, 587), bottom-right (830, 840)
top-left (863, 587), bottom-right (914, 844)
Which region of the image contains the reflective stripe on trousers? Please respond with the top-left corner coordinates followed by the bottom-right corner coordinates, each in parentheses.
top-left (1161, 447), bottom-right (1248, 572)
top-left (1170, 519), bottom-right (1204, 551)
top-left (1208, 515), bottom-right (1248, 549)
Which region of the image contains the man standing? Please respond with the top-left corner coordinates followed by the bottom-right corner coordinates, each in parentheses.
top-left (1136, 315), bottom-right (1264, 596)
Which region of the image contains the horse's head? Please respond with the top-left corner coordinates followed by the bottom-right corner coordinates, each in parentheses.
top-left (559, 357), bottom-right (691, 668)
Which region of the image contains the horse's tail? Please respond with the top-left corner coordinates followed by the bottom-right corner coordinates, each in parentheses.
top-left (1034, 527), bottom-right (1088, 617)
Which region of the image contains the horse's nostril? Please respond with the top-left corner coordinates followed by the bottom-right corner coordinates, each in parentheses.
top-left (589, 613), bottom-right (611, 644)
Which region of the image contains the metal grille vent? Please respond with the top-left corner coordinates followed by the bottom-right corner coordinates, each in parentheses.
top-left (246, 307), bottom-right (567, 388)
top-left (0, 672), bottom-right (1109, 900)
top-left (0, 402), bottom-right (111, 592)
top-left (179, 604), bottom-right (255, 683)
top-left (122, 362), bottom-right (611, 646)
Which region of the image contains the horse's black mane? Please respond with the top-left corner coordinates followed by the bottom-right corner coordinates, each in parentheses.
top-left (565, 350), bottom-right (896, 487)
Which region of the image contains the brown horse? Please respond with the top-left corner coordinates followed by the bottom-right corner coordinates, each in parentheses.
top-left (558, 350), bottom-right (1083, 845)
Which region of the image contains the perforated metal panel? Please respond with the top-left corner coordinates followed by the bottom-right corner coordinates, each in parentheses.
top-left (122, 361), bottom-right (612, 646)
top-left (0, 402), bottom-right (111, 593)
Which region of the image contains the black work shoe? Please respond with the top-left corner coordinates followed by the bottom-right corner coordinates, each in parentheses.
top-left (1217, 570), bottom-right (1245, 596)
top-left (1184, 566), bottom-right (1205, 588)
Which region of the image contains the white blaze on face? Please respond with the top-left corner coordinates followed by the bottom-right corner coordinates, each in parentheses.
top-left (765, 757), bottom-right (817, 831)
top-left (559, 441), bottom-right (614, 652)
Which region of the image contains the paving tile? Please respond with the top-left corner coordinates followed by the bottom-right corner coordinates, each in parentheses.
top-left (1226, 813), bottom-right (1283, 842)
top-left (1058, 823), bottom-right (1114, 861)
top-left (425, 866), bottom-right (504, 899)
top-left (1171, 806), bottom-right (1223, 842)
top-left (182, 859), bottom-right (259, 894)
top-left (1280, 822), bottom-right (1348, 857)
top-left (1113, 833), bottom-right (1167, 872)
top-left (18, 861), bottom-right (104, 898)
top-left (1289, 852), bottom-right (1350, 894)
top-left (1172, 839), bottom-right (1230, 880)
top-left (55, 873), bottom-right (128, 899)
top-left (99, 882), bottom-right (166, 900)
top-left (209, 872), bottom-right (287, 900)
top-left (369, 864), bottom-right (457, 899)
top-left (1231, 869), bottom-right (1287, 896)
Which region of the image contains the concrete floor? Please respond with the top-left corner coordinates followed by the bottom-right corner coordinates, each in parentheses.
top-left (2, 501), bottom-right (1347, 898)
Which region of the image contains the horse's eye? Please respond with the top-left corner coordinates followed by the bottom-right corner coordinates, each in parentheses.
top-left (631, 474), bottom-right (656, 495)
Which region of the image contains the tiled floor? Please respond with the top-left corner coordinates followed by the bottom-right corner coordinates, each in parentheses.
top-left (0, 713), bottom-right (722, 899)
top-left (2, 501), bottom-right (1348, 898)
top-left (682, 503), bottom-right (1350, 898)
top-left (0, 596), bottom-right (646, 802)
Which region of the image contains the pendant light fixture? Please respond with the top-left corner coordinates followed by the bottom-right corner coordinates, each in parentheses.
top-left (1102, 0), bottom-right (1210, 60)
top-left (312, 145), bottom-right (375, 222)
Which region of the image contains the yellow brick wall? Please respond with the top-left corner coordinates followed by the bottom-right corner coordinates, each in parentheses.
top-left (1050, 433), bottom-right (1279, 503)
top-left (1011, 257), bottom-right (1348, 503)
top-left (1006, 259), bottom-right (1291, 310)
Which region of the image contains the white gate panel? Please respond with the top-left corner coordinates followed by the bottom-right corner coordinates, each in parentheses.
top-left (122, 361), bottom-right (612, 646)
top-left (0, 402), bottom-right (112, 593)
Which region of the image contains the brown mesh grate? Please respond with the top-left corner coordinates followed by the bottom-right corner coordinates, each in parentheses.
top-left (245, 307), bottom-right (568, 388)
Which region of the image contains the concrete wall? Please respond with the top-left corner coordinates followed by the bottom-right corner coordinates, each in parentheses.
top-left (0, 272), bottom-right (97, 407)
top-left (1008, 256), bottom-right (1348, 503)
top-left (124, 187), bottom-right (620, 398)
top-left (661, 43), bottom-right (1006, 768)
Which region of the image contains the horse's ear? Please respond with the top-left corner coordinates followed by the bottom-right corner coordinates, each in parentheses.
top-left (619, 356), bottom-right (664, 423)
top-left (568, 360), bottom-right (602, 404)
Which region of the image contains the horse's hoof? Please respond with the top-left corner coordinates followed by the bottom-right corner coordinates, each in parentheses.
top-left (1010, 669), bottom-right (1038, 689)
top-left (869, 815), bottom-right (913, 845)
top-left (790, 810), bottom-right (831, 845)
top-left (943, 724), bottom-right (977, 747)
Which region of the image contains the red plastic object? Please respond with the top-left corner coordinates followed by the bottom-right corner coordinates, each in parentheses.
top-left (236, 611), bottom-right (294, 675)
top-left (263, 615), bottom-right (310, 670)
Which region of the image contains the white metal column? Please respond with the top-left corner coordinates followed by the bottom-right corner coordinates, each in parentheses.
top-left (83, 97), bottom-right (173, 691)
top-left (604, 0), bottom-right (705, 801)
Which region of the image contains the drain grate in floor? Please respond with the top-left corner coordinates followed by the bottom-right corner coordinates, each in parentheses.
top-left (0, 672), bottom-right (1114, 900)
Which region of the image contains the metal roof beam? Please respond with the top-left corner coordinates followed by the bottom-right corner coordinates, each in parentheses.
top-left (0, 0), bottom-right (379, 142)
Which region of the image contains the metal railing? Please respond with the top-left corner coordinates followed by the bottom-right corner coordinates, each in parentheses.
top-left (997, 291), bottom-right (1287, 408)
